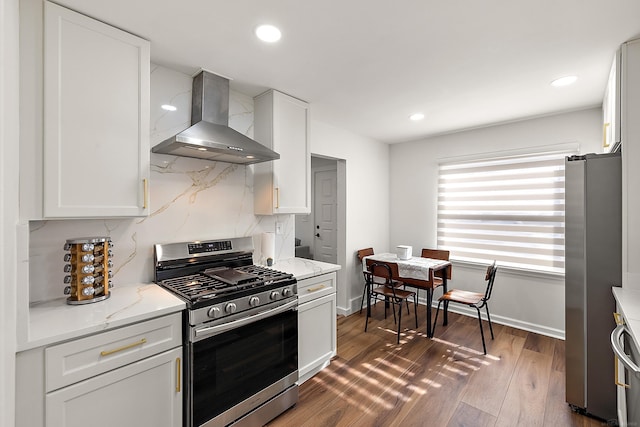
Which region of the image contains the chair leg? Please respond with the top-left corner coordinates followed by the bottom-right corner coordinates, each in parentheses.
top-left (475, 306), bottom-right (487, 355)
top-left (364, 294), bottom-right (371, 333)
top-left (485, 304), bottom-right (494, 339)
top-left (413, 294), bottom-right (418, 328)
top-left (359, 283), bottom-right (367, 314)
top-left (432, 300), bottom-right (443, 337)
top-left (443, 300), bottom-right (449, 326)
top-left (390, 297), bottom-right (397, 323)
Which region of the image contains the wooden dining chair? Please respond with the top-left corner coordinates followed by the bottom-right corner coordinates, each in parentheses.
top-left (420, 248), bottom-right (452, 287)
top-left (357, 247), bottom-right (404, 314)
top-left (431, 261), bottom-right (498, 354)
top-left (364, 262), bottom-right (418, 344)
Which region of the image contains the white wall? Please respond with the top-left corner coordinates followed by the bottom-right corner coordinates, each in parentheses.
top-left (389, 108), bottom-right (603, 337)
top-left (0, 0), bottom-right (20, 424)
top-left (310, 120), bottom-right (391, 314)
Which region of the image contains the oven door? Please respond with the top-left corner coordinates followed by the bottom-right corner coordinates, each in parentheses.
top-left (187, 299), bottom-right (298, 427)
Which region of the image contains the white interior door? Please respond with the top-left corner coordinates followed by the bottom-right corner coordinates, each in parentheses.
top-left (313, 169), bottom-right (337, 264)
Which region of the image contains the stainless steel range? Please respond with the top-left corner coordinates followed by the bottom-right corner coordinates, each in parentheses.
top-left (154, 237), bottom-right (298, 427)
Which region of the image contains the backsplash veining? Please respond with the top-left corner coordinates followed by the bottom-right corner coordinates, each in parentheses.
top-left (28, 64), bottom-right (294, 303)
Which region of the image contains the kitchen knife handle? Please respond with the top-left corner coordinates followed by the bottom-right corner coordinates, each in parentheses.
top-left (143, 178), bottom-right (149, 209)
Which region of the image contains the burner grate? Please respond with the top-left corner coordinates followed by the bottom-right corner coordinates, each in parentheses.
top-left (160, 274), bottom-right (234, 301)
top-left (159, 266), bottom-right (295, 307)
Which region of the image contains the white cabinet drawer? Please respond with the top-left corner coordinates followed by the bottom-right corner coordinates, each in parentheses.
top-left (297, 273), bottom-right (335, 305)
top-left (46, 347), bottom-right (182, 427)
top-left (45, 313), bottom-right (181, 392)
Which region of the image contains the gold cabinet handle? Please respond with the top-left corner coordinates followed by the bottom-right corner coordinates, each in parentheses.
top-left (176, 357), bottom-right (181, 392)
top-left (100, 338), bottom-right (147, 357)
top-left (614, 312), bottom-right (624, 326)
top-left (275, 187), bottom-right (280, 209)
top-left (143, 178), bottom-right (149, 209)
top-left (307, 284), bottom-right (326, 292)
top-left (615, 356), bottom-right (630, 388)
top-left (603, 122), bottom-right (611, 148)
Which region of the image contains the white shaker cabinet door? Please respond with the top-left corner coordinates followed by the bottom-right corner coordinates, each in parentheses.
top-left (254, 90), bottom-right (311, 215)
top-left (43, 1), bottom-right (150, 218)
top-left (45, 347), bottom-right (182, 427)
top-left (298, 293), bottom-right (336, 384)
top-left (297, 272), bottom-right (337, 384)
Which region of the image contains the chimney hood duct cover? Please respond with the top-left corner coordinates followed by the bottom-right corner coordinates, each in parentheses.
top-left (151, 71), bottom-right (279, 165)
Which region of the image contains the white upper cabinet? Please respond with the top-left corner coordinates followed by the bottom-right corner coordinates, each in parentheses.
top-left (253, 90), bottom-right (311, 215)
top-left (603, 49), bottom-right (621, 153)
top-left (43, 1), bottom-right (150, 218)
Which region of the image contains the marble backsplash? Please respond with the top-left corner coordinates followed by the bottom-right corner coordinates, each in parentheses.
top-left (28, 64), bottom-right (294, 303)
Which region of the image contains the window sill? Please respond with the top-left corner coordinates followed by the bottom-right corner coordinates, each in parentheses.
top-left (450, 258), bottom-right (565, 281)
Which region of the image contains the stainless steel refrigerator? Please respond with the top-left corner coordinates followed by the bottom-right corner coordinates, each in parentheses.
top-left (565, 152), bottom-right (621, 422)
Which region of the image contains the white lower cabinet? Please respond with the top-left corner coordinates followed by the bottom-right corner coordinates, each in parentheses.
top-left (46, 347), bottom-right (182, 427)
top-left (15, 313), bottom-right (183, 427)
top-left (297, 272), bottom-right (337, 384)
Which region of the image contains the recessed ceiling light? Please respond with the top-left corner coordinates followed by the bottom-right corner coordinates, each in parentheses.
top-left (255, 25), bottom-right (281, 43)
top-left (550, 76), bottom-right (577, 87)
top-left (409, 113), bottom-right (425, 121)
top-left (161, 104), bottom-right (177, 111)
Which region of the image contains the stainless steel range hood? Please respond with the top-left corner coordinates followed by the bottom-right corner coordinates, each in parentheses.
top-left (151, 70), bottom-right (279, 165)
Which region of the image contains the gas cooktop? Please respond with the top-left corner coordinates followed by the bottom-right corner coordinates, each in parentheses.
top-left (153, 237), bottom-right (296, 311)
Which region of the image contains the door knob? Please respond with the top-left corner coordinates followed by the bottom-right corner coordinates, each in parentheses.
top-left (315, 233), bottom-right (320, 238)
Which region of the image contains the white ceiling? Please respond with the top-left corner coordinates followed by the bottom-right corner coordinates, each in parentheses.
top-left (53, 0), bottom-right (640, 144)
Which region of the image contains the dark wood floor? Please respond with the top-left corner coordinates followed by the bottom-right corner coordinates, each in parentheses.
top-left (268, 302), bottom-right (610, 427)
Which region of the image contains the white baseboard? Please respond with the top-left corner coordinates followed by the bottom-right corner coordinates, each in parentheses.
top-left (345, 295), bottom-right (565, 340)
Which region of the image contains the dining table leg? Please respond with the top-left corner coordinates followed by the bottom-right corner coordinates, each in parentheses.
top-left (442, 274), bottom-right (449, 326)
top-left (426, 288), bottom-right (433, 338)
top-left (366, 277), bottom-right (371, 318)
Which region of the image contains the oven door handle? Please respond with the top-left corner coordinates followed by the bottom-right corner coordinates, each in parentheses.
top-left (194, 299), bottom-right (298, 339)
top-left (611, 323), bottom-right (640, 378)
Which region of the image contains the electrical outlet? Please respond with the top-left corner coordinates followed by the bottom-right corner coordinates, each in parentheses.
top-left (275, 222), bottom-right (283, 235)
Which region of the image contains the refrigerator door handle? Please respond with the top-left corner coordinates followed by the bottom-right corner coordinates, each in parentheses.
top-left (611, 324), bottom-right (640, 379)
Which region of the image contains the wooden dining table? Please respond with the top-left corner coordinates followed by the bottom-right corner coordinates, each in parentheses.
top-left (363, 253), bottom-right (452, 338)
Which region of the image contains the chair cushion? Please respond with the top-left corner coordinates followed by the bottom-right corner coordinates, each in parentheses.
top-left (440, 289), bottom-right (483, 305)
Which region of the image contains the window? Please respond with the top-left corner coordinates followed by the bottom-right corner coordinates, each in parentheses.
top-left (437, 148), bottom-right (576, 274)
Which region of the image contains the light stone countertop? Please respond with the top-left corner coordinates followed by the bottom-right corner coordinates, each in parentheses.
top-left (19, 283), bottom-right (185, 352)
top-left (269, 257), bottom-right (341, 280)
top-left (613, 287), bottom-right (640, 349)
top-left (19, 258), bottom-right (339, 352)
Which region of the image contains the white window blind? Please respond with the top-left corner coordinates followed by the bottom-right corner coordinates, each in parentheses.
top-left (437, 149), bottom-right (574, 274)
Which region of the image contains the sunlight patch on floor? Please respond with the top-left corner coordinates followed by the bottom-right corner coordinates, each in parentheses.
top-left (313, 367), bottom-right (396, 412)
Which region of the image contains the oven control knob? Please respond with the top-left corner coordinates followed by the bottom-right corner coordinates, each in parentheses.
top-left (207, 307), bottom-right (221, 318)
top-left (270, 291), bottom-right (280, 301)
top-left (249, 296), bottom-right (260, 307)
top-left (225, 302), bottom-right (237, 314)
top-left (282, 288), bottom-right (292, 297)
